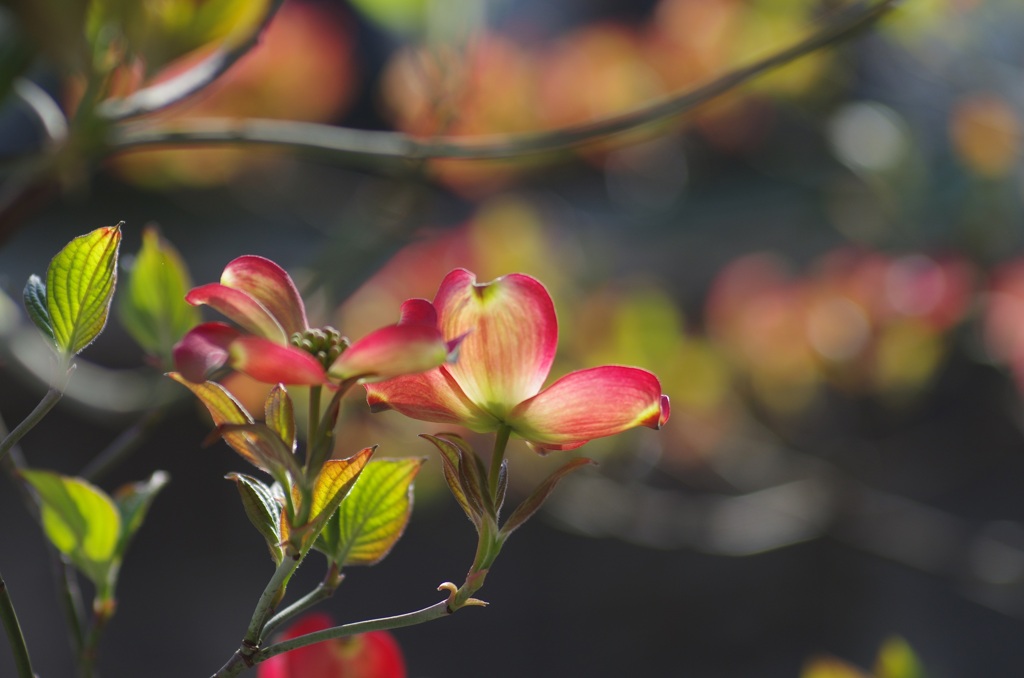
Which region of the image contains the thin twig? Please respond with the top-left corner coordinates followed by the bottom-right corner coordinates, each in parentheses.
top-left (0, 569), bottom-right (35, 678)
top-left (107, 0), bottom-right (897, 165)
top-left (0, 387), bottom-right (63, 465)
top-left (96, 0), bottom-right (287, 121)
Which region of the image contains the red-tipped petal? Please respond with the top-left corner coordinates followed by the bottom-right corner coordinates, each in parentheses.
top-left (328, 323), bottom-right (454, 383)
top-left (230, 336), bottom-right (328, 385)
top-left (434, 269), bottom-right (557, 419)
top-left (507, 366), bottom-right (669, 450)
top-left (173, 322), bottom-right (241, 382)
top-left (365, 367), bottom-right (498, 432)
top-left (186, 283), bottom-right (286, 342)
top-left (398, 298), bottom-right (438, 326)
top-left (221, 255), bottom-right (308, 336)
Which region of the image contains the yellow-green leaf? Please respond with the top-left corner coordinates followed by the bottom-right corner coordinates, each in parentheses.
top-left (46, 223), bottom-right (122, 356)
top-left (264, 385), bottom-right (295, 452)
top-left (286, 447), bottom-right (374, 553)
top-left (21, 469), bottom-right (121, 589)
top-left (324, 458), bottom-right (424, 567)
top-left (119, 226), bottom-right (199, 368)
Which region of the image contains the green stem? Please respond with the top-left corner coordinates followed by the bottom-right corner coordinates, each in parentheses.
top-left (79, 599), bottom-right (115, 678)
top-left (262, 563), bottom-right (343, 639)
top-left (305, 385), bottom-right (322, 472)
top-left (243, 557), bottom-right (301, 647)
top-left (256, 600), bottom-right (453, 666)
top-left (0, 412), bottom-right (87, 654)
top-left (487, 425), bottom-right (511, 502)
top-left (0, 387), bottom-right (63, 465)
top-left (0, 570), bottom-right (35, 678)
top-left (80, 407), bottom-right (166, 481)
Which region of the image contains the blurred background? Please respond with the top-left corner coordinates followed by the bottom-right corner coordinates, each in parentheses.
top-left (2, 0), bottom-right (1024, 675)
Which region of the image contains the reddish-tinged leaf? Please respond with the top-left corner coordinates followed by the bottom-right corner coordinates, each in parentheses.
top-left (265, 385), bottom-right (296, 451)
top-left (435, 269), bottom-right (557, 420)
top-left (220, 255), bottom-right (308, 337)
top-left (508, 366), bottom-right (670, 451)
top-left (419, 434), bottom-right (479, 527)
top-left (168, 373), bottom-right (267, 469)
top-left (230, 336), bottom-right (328, 385)
top-left (187, 282), bottom-right (286, 342)
top-left (214, 423), bottom-right (302, 480)
top-left (288, 448), bottom-right (374, 552)
top-left (500, 457), bottom-right (596, 539)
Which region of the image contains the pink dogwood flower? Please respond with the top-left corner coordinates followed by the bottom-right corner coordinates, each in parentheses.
top-left (258, 613), bottom-right (406, 678)
top-left (366, 269), bottom-right (671, 451)
top-left (173, 255), bottom-right (458, 385)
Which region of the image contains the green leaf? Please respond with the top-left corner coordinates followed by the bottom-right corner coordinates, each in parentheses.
top-left (212, 423), bottom-right (302, 482)
top-left (227, 472), bottom-right (283, 564)
top-left (118, 226), bottom-right (199, 368)
top-left (319, 458), bottom-right (424, 567)
top-left (46, 223), bottom-right (122, 356)
top-left (112, 470), bottom-right (169, 558)
top-left (500, 457), bottom-right (596, 539)
top-left (21, 469), bottom-right (121, 589)
top-left (23, 274), bottom-right (54, 342)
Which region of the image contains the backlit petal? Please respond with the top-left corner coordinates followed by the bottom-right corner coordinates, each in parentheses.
top-left (434, 269), bottom-right (556, 418)
top-left (398, 298), bottom-right (438, 326)
top-left (186, 283), bottom-right (286, 342)
top-left (507, 366), bottom-right (670, 450)
top-left (221, 255), bottom-right (308, 336)
top-left (173, 322), bottom-right (241, 383)
top-left (230, 336), bottom-right (328, 385)
top-left (329, 324), bottom-right (455, 383)
top-left (365, 367), bottom-right (498, 432)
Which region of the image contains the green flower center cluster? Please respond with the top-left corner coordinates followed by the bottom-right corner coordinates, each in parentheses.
top-left (290, 326), bottom-right (350, 370)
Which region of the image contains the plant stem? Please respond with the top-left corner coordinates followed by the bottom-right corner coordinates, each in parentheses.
top-left (305, 385), bottom-right (322, 472)
top-left (80, 406), bottom-right (167, 481)
top-left (488, 425), bottom-right (511, 501)
top-left (0, 387), bottom-right (63, 465)
top-left (261, 563), bottom-right (342, 639)
top-left (106, 0), bottom-right (897, 165)
top-left (0, 412), bottom-right (88, 654)
top-left (79, 599), bottom-right (115, 678)
top-left (255, 600), bottom-right (454, 666)
top-left (0, 570), bottom-right (35, 678)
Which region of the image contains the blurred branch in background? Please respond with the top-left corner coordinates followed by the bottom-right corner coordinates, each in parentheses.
top-left (104, 0), bottom-right (898, 166)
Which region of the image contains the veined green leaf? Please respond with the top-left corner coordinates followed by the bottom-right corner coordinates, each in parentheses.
top-left (23, 274), bottom-right (54, 342)
top-left (21, 469), bottom-right (121, 589)
top-left (119, 226), bottom-right (199, 368)
top-left (324, 458), bottom-right (423, 567)
top-left (264, 385), bottom-right (295, 452)
top-left (284, 447), bottom-right (373, 553)
top-left (46, 223), bottom-right (122, 356)
top-left (227, 472), bottom-right (283, 564)
top-left (112, 470), bottom-right (169, 557)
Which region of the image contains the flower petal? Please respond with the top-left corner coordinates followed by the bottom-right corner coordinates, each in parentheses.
top-left (507, 366), bottom-right (670, 450)
top-left (328, 323), bottom-right (455, 383)
top-left (435, 269), bottom-right (557, 418)
top-left (230, 336), bottom-right (328, 385)
top-left (173, 322), bottom-right (241, 383)
top-left (397, 298), bottom-right (438, 326)
top-left (186, 283), bottom-right (286, 342)
top-left (365, 367), bottom-right (498, 432)
top-left (221, 255), bottom-right (308, 336)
